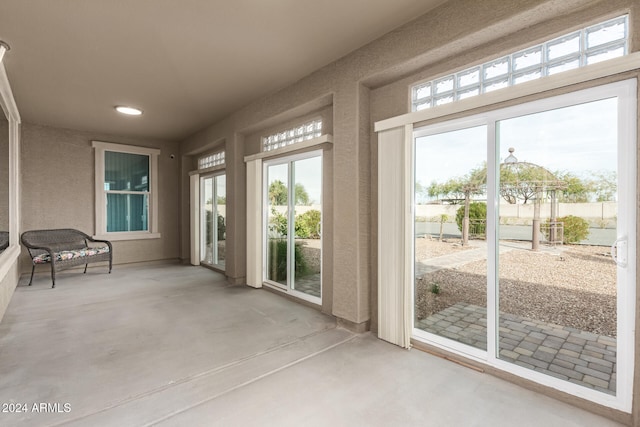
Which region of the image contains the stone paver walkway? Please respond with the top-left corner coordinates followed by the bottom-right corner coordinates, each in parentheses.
top-left (293, 273), bottom-right (321, 298)
top-left (416, 303), bottom-right (616, 395)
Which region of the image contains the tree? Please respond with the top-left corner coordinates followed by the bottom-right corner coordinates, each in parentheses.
top-left (295, 183), bottom-right (311, 205)
top-left (415, 181), bottom-right (429, 204)
top-left (426, 162), bottom-right (487, 204)
top-left (556, 171), bottom-right (590, 203)
top-left (268, 180), bottom-right (311, 205)
top-left (499, 163), bottom-right (554, 204)
top-left (427, 178), bottom-right (466, 203)
top-left (269, 180), bottom-right (288, 205)
top-left (588, 171), bottom-right (617, 202)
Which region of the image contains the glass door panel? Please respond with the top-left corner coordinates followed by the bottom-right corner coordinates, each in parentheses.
top-left (292, 156), bottom-right (322, 298)
top-left (201, 177), bottom-right (214, 265)
top-left (200, 174), bottom-right (226, 268)
top-left (496, 98), bottom-right (619, 395)
top-left (266, 163), bottom-right (289, 286)
top-left (216, 175), bottom-right (226, 267)
top-left (414, 125), bottom-right (488, 351)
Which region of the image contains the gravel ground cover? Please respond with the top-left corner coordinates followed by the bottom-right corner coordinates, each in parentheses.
top-left (415, 239), bottom-right (616, 337)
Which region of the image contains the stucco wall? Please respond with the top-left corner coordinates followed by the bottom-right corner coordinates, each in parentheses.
top-left (20, 123), bottom-right (181, 273)
top-left (178, 0), bottom-right (639, 423)
top-left (181, 0), bottom-right (634, 329)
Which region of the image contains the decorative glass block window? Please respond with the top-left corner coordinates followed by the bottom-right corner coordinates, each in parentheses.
top-left (262, 119), bottom-right (322, 152)
top-left (411, 15), bottom-right (628, 111)
top-left (199, 151), bottom-right (225, 169)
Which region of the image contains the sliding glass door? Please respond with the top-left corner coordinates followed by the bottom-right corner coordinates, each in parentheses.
top-left (264, 151), bottom-right (322, 303)
top-left (412, 80), bottom-right (636, 410)
top-left (413, 123), bottom-right (488, 356)
top-left (200, 173), bottom-right (226, 269)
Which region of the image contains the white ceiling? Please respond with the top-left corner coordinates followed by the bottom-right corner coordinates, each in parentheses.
top-left (0, 0), bottom-right (446, 141)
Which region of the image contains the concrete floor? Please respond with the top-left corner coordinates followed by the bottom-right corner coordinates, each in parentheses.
top-left (0, 263), bottom-right (624, 426)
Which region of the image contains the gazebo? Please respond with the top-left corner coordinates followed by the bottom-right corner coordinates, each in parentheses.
top-left (500, 148), bottom-right (567, 250)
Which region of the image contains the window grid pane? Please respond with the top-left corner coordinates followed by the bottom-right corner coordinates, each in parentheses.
top-left (262, 119), bottom-right (323, 152)
top-left (106, 193), bottom-right (149, 232)
top-left (105, 151), bottom-right (149, 191)
top-left (410, 15), bottom-right (628, 111)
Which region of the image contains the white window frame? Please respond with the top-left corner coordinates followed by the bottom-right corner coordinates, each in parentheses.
top-left (92, 141), bottom-right (161, 241)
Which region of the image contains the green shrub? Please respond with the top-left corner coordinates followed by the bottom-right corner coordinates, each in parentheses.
top-left (547, 215), bottom-right (590, 244)
top-left (205, 211), bottom-right (226, 243)
top-left (455, 202), bottom-right (487, 235)
top-left (268, 208), bottom-right (288, 237)
top-left (295, 210), bottom-right (321, 239)
top-left (430, 283), bottom-right (441, 295)
top-left (217, 214), bottom-right (226, 240)
top-left (267, 239), bottom-right (308, 281)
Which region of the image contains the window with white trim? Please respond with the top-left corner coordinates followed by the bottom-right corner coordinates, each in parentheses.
top-left (92, 141), bottom-right (161, 240)
top-left (262, 119), bottom-right (322, 152)
top-left (199, 151), bottom-right (225, 169)
top-left (411, 15), bottom-right (629, 111)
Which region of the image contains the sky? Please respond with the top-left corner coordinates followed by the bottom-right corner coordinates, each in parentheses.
top-left (266, 155), bottom-right (322, 205)
top-left (415, 97), bottom-right (618, 191)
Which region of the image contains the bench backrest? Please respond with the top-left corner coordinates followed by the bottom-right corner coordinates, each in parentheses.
top-left (21, 229), bottom-right (90, 253)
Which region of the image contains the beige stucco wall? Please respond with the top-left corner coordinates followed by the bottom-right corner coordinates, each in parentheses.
top-left (179, 0), bottom-right (640, 423)
top-left (181, 0), bottom-right (635, 328)
top-left (19, 123), bottom-right (181, 272)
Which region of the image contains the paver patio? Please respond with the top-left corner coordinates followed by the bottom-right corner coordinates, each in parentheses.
top-left (416, 303), bottom-right (617, 395)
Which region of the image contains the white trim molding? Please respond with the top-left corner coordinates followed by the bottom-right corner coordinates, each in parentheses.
top-left (189, 173), bottom-right (200, 265)
top-left (377, 125), bottom-right (413, 349)
top-left (92, 141), bottom-right (161, 240)
top-left (246, 158), bottom-right (263, 288)
top-left (0, 54), bottom-right (21, 286)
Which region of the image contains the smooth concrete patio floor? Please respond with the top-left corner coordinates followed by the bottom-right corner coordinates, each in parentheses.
top-left (0, 263), bottom-right (624, 426)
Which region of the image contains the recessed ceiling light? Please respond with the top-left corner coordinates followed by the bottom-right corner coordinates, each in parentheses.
top-left (115, 106), bottom-right (143, 116)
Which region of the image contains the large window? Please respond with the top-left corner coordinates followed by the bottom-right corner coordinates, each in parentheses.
top-left (92, 141), bottom-right (160, 240)
top-left (411, 15), bottom-right (628, 111)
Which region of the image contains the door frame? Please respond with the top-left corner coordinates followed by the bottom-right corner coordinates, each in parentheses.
top-left (199, 171), bottom-right (226, 270)
top-left (411, 79), bottom-right (637, 412)
top-left (262, 149), bottom-right (323, 305)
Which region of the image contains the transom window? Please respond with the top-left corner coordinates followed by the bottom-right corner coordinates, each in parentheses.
top-left (411, 15), bottom-right (628, 111)
top-left (262, 119), bottom-right (322, 152)
top-left (199, 151), bottom-right (225, 169)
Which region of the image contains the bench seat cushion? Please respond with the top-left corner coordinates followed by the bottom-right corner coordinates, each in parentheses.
top-left (33, 246), bottom-right (111, 264)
